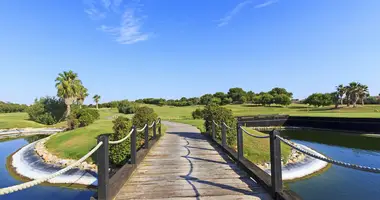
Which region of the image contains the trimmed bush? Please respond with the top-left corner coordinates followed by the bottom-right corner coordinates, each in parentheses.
top-left (202, 104), bottom-right (237, 146)
top-left (192, 108), bottom-right (204, 119)
top-left (118, 101), bottom-right (139, 114)
top-left (27, 97), bottom-right (66, 125)
top-left (132, 106), bottom-right (158, 142)
top-left (109, 116), bottom-right (132, 165)
top-left (67, 108), bottom-right (99, 129)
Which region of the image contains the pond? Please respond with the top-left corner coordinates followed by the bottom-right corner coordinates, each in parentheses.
top-left (282, 130), bottom-right (380, 200)
top-left (0, 136), bottom-right (95, 200)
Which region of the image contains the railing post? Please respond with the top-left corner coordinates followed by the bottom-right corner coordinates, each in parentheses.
top-left (144, 123), bottom-right (149, 149)
top-left (130, 126), bottom-right (136, 164)
top-left (212, 121), bottom-right (216, 140)
top-left (97, 134), bottom-right (109, 200)
top-left (158, 119), bottom-right (162, 135)
top-left (221, 121), bottom-right (226, 147)
top-left (153, 122), bottom-right (157, 138)
top-left (237, 122), bottom-right (243, 160)
top-left (270, 129), bottom-right (283, 198)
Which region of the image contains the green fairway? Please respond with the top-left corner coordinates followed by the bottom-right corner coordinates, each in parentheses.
top-left (45, 108), bottom-right (127, 160)
top-left (242, 127), bottom-right (291, 164)
top-left (0, 112), bottom-right (66, 129)
top-left (146, 104), bottom-right (380, 120)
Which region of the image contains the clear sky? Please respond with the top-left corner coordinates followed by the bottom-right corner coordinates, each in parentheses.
top-left (1, 0), bottom-right (379, 104)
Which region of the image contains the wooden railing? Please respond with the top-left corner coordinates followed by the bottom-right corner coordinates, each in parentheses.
top-left (94, 119), bottom-right (162, 200)
top-left (210, 120), bottom-right (300, 200)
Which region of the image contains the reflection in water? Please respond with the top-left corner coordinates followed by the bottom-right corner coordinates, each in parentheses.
top-left (0, 136), bottom-right (95, 200)
top-left (284, 130), bottom-right (380, 200)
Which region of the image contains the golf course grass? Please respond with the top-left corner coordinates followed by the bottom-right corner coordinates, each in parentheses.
top-left (45, 109), bottom-right (129, 160)
top-left (0, 112), bottom-right (66, 129)
top-left (4, 103), bottom-right (380, 163)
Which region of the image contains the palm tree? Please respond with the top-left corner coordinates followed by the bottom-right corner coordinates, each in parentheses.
top-left (55, 70), bottom-right (82, 117)
top-left (358, 84), bottom-right (369, 106)
top-left (344, 85), bottom-right (352, 107)
top-left (336, 84), bottom-right (346, 106)
top-left (93, 95), bottom-right (101, 109)
top-left (348, 82), bottom-right (360, 107)
top-left (77, 85), bottom-right (89, 109)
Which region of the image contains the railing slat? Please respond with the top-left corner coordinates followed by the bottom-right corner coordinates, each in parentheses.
top-left (97, 134), bottom-right (110, 200)
top-left (269, 130), bottom-right (282, 198)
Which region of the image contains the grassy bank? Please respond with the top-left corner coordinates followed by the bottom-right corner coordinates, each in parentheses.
top-left (45, 108), bottom-right (166, 161)
top-left (0, 112), bottom-right (66, 129)
top-left (242, 127), bottom-right (291, 164)
top-left (45, 109), bottom-right (126, 160)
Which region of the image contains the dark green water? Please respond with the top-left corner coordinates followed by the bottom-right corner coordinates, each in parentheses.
top-left (0, 136), bottom-right (95, 200)
top-left (283, 130), bottom-right (380, 200)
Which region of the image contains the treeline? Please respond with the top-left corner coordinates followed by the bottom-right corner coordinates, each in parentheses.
top-left (0, 101), bottom-right (28, 113)
top-left (134, 87), bottom-right (293, 107)
top-left (304, 82), bottom-right (376, 107)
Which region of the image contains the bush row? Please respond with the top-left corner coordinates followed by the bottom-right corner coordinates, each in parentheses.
top-left (27, 97), bottom-right (66, 125)
top-left (0, 102), bottom-right (28, 113)
top-left (67, 107), bottom-right (100, 130)
top-left (118, 101), bottom-right (139, 114)
top-left (192, 104), bottom-right (236, 146)
top-left (110, 106), bottom-right (158, 166)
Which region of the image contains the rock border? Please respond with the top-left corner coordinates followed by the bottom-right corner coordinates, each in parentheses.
top-left (35, 138), bottom-right (97, 172)
top-left (11, 139), bottom-right (98, 186)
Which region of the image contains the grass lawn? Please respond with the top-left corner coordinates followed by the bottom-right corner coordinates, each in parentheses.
top-left (45, 108), bottom-right (166, 162)
top-left (242, 127), bottom-right (291, 164)
top-left (45, 108), bottom-right (127, 160)
top-left (146, 104), bottom-right (380, 119)
top-left (0, 112), bottom-right (66, 129)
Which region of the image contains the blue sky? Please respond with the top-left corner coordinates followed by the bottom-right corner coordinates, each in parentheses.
top-left (1, 0), bottom-right (379, 104)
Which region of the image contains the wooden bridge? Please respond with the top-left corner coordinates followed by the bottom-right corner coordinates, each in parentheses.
top-left (114, 122), bottom-right (271, 199)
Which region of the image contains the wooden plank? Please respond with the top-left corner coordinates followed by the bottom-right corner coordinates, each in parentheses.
top-left (114, 122), bottom-right (272, 200)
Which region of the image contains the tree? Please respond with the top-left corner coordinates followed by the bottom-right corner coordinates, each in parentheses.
top-left (344, 85), bottom-right (352, 107)
top-left (55, 70), bottom-right (82, 117)
top-left (330, 92), bottom-right (340, 108)
top-left (221, 97), bottom-right (233, 105)
top-left (273, 94), bottom-right (291, 106)
top-left (259, 93), bottom-right (274, 106)
top-left (246, 91), bottom-right (255, 103)
top-left (77, 85), bottom-right (88, 109)
top-left (348, 82), bottom-right (360, 107)
top-left (268, 87), bottom-right (293, 99)
top-left (358, 84), bottom-right (369, 106)
top-left (93, 94), bottom-right (101, 109)
top-left (210, 97), bottom-right (222, 105)
top-left (227, 87), bottom-right (246, 103)
top-left (200, 94), bottom-right (213, 105)
top-left (336, 84), bottom-right (346, 106)
top-left (213, 92), bottom-right (227, 100)
top-left (304, 93), bottom-right (332, 107)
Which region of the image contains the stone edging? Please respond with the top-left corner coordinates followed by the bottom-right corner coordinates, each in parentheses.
top-left (34, 137), bottom-right (97, 172)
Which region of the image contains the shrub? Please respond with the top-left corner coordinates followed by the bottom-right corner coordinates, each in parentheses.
top-left (118, 101), bottom-right (139, 114)
top-left (27, 97), bottom-right (66, 125)
top-left (110, 116), bottom-right (132, 165)
top-left (0, 102), bottom-right (28, 113)
top-left (192, 108), bottom-right (204, 119)
top-left (221, 97), bottom-right (233, 105)
top-left (132, 106), bottom-right (158, 142)
top-left (202, 104), bottom-right (237, 146)
top-left (67, 108), bottom-right (99, 129)
top-left (67, 115), bottom-right (80, 130)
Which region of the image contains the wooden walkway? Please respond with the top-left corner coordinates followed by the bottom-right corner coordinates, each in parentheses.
top-left (115, 122), bottom-right (272, 199)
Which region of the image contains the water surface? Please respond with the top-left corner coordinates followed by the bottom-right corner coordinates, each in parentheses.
top-left (0, 136), bottom-right (95, 200)
top-left (283, 130), bottom-right (380, 200)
